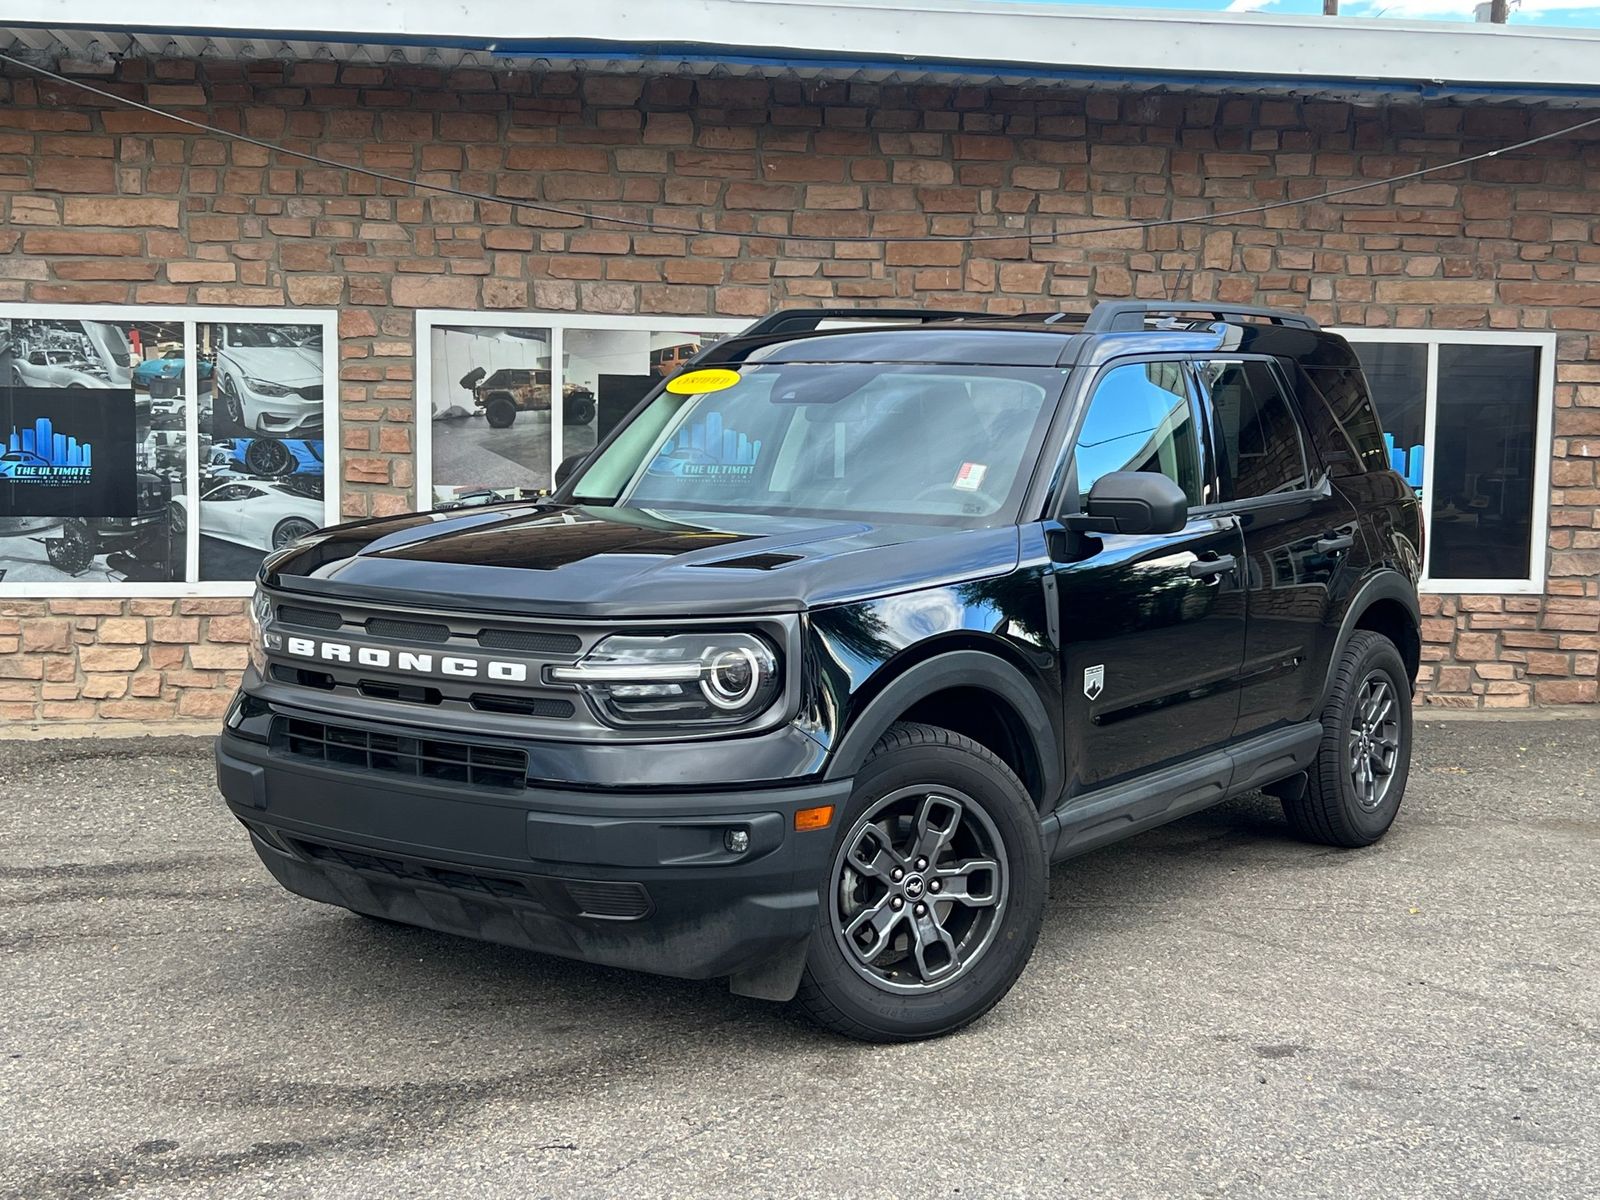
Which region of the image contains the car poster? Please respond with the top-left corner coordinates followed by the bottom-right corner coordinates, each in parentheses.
top-left (427, 324), bottom-right (727, 509)
top-left (0, 317), bottom-right (184, 583)
top-left (194, 322), bottom-right (327, 581)
top-left (429, 323), bottom-right (559, 506)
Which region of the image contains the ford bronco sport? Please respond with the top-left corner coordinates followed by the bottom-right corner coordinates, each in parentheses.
top-left (217, 303), bottom-right (1422, 1042)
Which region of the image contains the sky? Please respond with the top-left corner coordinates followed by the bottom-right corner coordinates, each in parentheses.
top-left (1016, 0), bottom-right (1600, 27)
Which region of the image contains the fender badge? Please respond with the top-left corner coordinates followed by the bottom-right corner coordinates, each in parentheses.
top-left (1083, 664), bottom-right (1105, 701)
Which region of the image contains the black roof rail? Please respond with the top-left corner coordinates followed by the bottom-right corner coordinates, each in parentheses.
top-left (1083, 302), bottom-right (1321, 333)
top-left (736, 308), bottom-right (997, 338)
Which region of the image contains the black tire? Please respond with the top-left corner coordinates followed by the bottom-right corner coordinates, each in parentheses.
top-left (484, 396), bottom-right (517, 428)
top-left (168, 500), bottom-right (187, 537)
top-left (563, 394), bottom-right (597, 426)
top-left (243, 438), bottom-right (294, 477)
top-left (1283, 630), bottom-right (1412, 848)
top-left (796, 722), bottom-right (1047, 1042)
top-left (219, 374), bottom-right (246, 431)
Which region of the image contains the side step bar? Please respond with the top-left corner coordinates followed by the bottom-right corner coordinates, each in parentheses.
top-left (1041, 721), bottom-right (1323, 862)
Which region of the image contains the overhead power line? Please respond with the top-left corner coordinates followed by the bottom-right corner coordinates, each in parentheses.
top-left (4, 51), bottom-right (1600, 246)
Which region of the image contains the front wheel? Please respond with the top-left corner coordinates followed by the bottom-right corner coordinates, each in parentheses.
top-left (483, 396), bottom-right (517, 428)
top-left (1282, 630), bottom-right (1412, 848)
top-left (796, 722), bottom-right (1046, 1042)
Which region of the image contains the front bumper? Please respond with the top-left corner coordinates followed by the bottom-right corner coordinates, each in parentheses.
top-left (244, 390), bottom-right (323, 435)
top-left (216, 725), bottom-right (849, 984)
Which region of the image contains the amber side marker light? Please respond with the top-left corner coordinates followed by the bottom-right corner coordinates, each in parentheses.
top-left (794, 805), bottom-right (835, 832)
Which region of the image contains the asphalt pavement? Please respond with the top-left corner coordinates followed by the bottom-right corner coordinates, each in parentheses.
top-left (2, 720), bottom-right (1596, 1199)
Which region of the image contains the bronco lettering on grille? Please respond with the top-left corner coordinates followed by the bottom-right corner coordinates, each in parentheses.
top-left (283, 636), bottom-right (529, 683)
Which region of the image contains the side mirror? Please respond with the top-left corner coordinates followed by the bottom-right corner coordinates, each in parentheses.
top-left (554, 452), bottom-right (590, 489)
top-left (1064, 471), bottom-right (1189, 536)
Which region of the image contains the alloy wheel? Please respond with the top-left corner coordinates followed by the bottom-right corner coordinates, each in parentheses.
top-left (1348, 672), bottom-right (1401, 811)
top-left (272, 518), bottom-right (316, 550)
top-left (829, 785), bottom-right (1009, 994)
top-left (220, 375), bottom-right (244, 427)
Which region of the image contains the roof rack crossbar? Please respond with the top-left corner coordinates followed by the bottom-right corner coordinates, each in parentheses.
top-left (1083, 302), bottom-right (1320, 333)
top-left (736, 308), bottom-right (1010, 338)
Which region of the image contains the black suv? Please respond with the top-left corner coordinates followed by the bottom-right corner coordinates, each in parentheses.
top-left (217, 303), bottom-right (1422, 1042)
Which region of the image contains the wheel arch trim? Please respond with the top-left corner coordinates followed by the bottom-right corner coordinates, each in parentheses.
top-left (821, 649), bottom-right (1062, 808)
top-left (1319, 569), bottom-right (1420, 710)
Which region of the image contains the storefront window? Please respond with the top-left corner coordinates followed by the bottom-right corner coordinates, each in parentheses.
top-left (0, 305), bottom-right (339, 595)
top-left (420, 315), bottom-right (745, 508)
top-left (1344, 332), bottom-right (1552, 592)
top-left (1432, 344), bottom-right (1541, 582)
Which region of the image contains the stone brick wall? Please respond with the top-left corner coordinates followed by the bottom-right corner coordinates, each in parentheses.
top-left (0, 597), bottom-right (246, 723)
top-left (2, 56), bottom-right (1599, 720)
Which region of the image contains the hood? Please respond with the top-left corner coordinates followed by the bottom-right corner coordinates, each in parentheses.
top-left (264, 503), bottom-right (1021, 618)
top-left (220, 345), bottom-right (321, 387)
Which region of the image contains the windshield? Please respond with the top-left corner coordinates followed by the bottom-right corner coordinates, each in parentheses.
top-left (224, 325), bottom-right (299, 349)
top-left (572, 362), bottom-right (1065, 525)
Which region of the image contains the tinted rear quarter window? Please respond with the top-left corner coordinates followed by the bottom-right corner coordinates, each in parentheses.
top-left (1301, 365), bottom-right (1388, 475)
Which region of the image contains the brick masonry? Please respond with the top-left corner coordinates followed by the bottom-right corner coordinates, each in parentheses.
top-left (2, 58), bottom-right (1599, 720)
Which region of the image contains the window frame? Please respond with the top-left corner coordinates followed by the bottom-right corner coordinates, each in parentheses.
top-left (1333, 327), bottom-right (1556, 596)
top-left (0, 301), bottom-right (341, 598)
top-left (416, 311), bottom-right (749, 508)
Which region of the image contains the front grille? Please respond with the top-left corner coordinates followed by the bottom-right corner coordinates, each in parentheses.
top-left (366, 617), bottom-right (450, 643)
top-left (478, 627), bottom-right (582, 654)
top-left (297, 385), bottom-right (324, 401)
top-left (273, 716), bottom-right (528, 790)
top-left (468, 693), bottom-right (574, 718)
top-left (278, 604), bottom-right (342, 630)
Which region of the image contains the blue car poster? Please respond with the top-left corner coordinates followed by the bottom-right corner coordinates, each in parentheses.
top-left (0, 387), bottom-right (137, 518)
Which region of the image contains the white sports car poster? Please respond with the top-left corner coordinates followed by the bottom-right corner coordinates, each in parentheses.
top-left (194, 322), bottom-right (328, 580)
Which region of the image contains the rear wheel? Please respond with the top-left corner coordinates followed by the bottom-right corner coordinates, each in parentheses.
top-left (1282, 630), bottom-right (1412, 848)
top-left (796, 722), bottom-right (1046, 1042)
top-left (271, 516), bottom-right (317, 550)
top-left (243, 438), bottom-right (294, 477)
top-left (563, 394), bottom-right (597, 426)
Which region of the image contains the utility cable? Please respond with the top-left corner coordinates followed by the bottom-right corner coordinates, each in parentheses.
top-left (4, 50), bottom-right (1599, 245)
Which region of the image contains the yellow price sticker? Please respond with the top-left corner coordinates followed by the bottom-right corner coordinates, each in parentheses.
top-left (665, 367), bottom-right (741, 395)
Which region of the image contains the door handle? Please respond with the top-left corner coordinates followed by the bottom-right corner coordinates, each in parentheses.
top-left (1314, 533), bottom-right (1355, 553)
top-left (1187, 554), bottom-right (1237, 579)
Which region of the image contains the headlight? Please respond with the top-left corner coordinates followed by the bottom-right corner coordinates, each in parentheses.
top-left (244, 376), bottom-right (293, 398)
top-left (550, 632), bottom-right (780, 727)
top-left (247, 586), bottom-right (272, 674)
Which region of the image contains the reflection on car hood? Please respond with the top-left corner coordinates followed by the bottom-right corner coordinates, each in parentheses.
top-left (264, 503), bottom-right (1022, 617)
top-left (219, 345), bottom-right (321, 386)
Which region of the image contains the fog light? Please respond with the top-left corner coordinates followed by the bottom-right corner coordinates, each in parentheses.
top-left (724, 828), bottom-right (751, 854)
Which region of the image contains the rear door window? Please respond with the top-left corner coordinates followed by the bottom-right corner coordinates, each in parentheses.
top-left (1194, 360), bottom-right (1310, 501)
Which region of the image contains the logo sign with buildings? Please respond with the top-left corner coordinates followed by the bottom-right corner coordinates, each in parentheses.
top-left (0, 388), bottom-right (136, 518)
